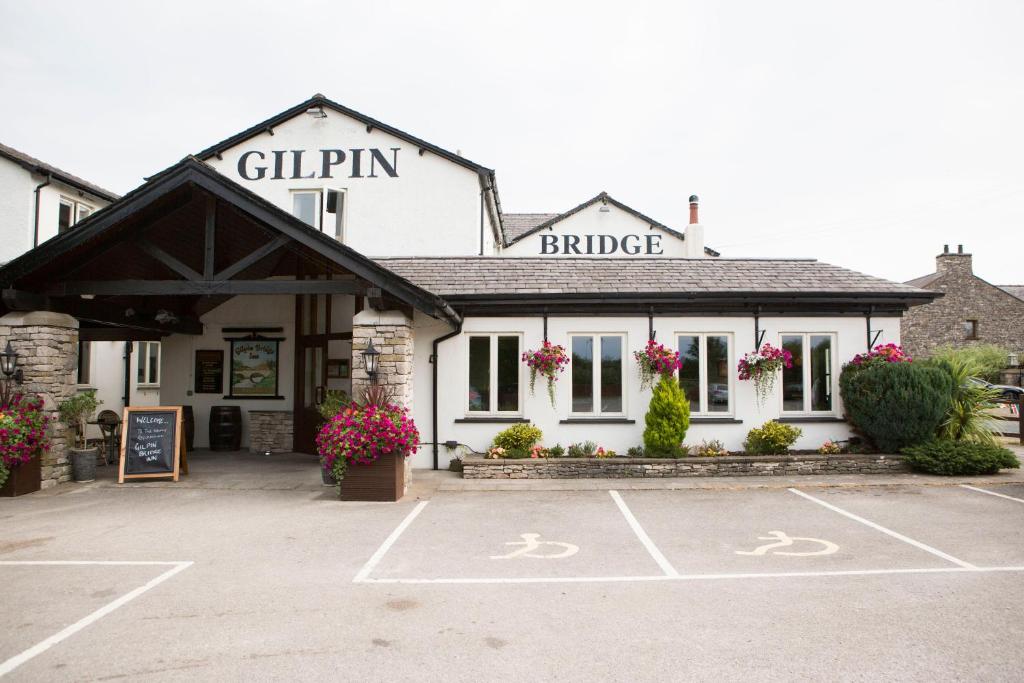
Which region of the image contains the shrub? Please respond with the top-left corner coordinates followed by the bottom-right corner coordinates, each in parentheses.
top-left (690, 439), bottom-right (729, 457)
top-left (317, 389), bottom-right (350, 421)
top-left (643, 375), bottom-right (690, 457)
top-left (627, 446), bottom-right (645, 457)
top-left (503, 447), bottom-right (531, 459)
top-left (567, 441), bottom-right (597, 458)
top-left (921, 355), bottom-right (1001, 445)
top-left (927, 344), bottom-right (1010, 383)
top-left (839, 362), bottom-right (953, 453)
top-left (902, 440), bottom-right (1020, 475)
top-left (492, 423), bottom-right (543, 450)
top-left (58, 390), bottom-right (101, 450)
top-left (546, 444), bottom-right (565, 458)
top-left (744, 421), bottom-right (802, 455)
top-left (818, 440), bottom-right (843, 455)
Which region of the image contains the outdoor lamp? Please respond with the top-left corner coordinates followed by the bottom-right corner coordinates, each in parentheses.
top-left (1009, 352), bottom-right (1020, 368)
top-left (0, 341), bottom-right (21, 382)
top-left (362, 339), bottom-right (381, 383)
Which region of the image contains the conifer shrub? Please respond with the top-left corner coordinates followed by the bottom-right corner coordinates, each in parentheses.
top-left (492, 423), bottom-right (543, 450)
top-left (839, 362), bottom-right (953, 453)
top-left (902, 440), bottom-right (1020, 475)
top-left (643, 375), bottom-right (690, 457)
top-left (743, 421), bottom-right (802, 455)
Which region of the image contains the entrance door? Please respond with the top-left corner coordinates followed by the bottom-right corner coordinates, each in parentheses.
top-left (294, 288), bottom-right (353, 454)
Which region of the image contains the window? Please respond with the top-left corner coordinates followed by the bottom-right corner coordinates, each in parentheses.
top-left (137, 341), bottom-right (161, 386)
top-left (677, 334), bottom-right (732, 414)
top-left (292, 190), bottom-right (321, 229)
top-left (467, 334), bottom-right (520, 413)
top-left (291, 189), bottom-right (347, 240)
top-left (781, 334), bottom-right (835, 413)
top-left (76, 204), bottom-right (91, 222)
top-left (76, 341), bottom-right (91, 385)
top-left (326, 189), bottom-right (346, 240)
top-left (570, 334), bottom-right (624, 415)
top-left (963, 320), bottom-right (978, 340)
top-left (58, 199), bottom-right (73, 234)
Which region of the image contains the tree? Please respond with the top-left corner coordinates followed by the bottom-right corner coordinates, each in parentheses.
top-left (643, 376), bottom-right (690, 457)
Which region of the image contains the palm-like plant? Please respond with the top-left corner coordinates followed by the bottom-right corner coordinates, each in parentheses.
top-left (934, 356), bottom-right (1001, 445)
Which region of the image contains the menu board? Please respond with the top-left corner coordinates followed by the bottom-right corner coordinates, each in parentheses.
top-left (194, 350), bottom-right (224, 394)
top-left (119, 407), bottom-right (184, 482)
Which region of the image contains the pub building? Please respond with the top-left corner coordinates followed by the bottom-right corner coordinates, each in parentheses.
top-left (0, 94), bottom-right (937, 484)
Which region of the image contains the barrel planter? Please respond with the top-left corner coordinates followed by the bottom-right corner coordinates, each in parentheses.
top-left (339, 451), bottom-right (406, 502)
top-left (182, 405), bottom-right (195, 453)
top-left (209, 406), bottom-right (242, 451)
top-left (0, 456), bottom-right (41, 497)
top-left (70, 447), bottom-right (98, 483)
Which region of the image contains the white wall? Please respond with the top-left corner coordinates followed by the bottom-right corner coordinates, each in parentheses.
top-left (205, 110), bottom-right (490, 257)
top-left (0, 156), bottom-right (35, 263)
top-left (500, 201), bottom-right (689, 258)
top-left (411, 313), bottom-right (902, 467)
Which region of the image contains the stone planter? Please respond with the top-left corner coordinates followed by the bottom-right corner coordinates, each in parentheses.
top-left (339, 451), bottom-right (406, 502)
top-left (0, 456), bottom-right (42, 497)
top-left (70, 447), bottom-right (99, 483)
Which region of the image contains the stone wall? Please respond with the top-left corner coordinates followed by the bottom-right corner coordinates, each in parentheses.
top-left (248, 410), bottom-right (294, 453)
top-left (351, 310), bottom-right (413, 407)
top-left (463, 454), bottom-right (909, 479)
top-left (0, 311), bottom-right (79, 488)
top-left (902, 249), bottom-right (1024, 359)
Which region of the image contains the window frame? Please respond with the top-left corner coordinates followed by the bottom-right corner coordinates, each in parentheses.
top-left (58, 198), bottom-right (74, 234)
top-left (136, 341), bottom-right (161, 388)
top-left (568, 332), bottom-right (627, 417)
top-left (76, 341), bottom-right (92, 386)
top-left (674, 332), bottom-right (734, 416)
top-left (464, 333), bottom-right (523, 416)
top-left (779, 332), bottom-right (837, 415)
top-left (963, 319), bottom-right (978, 340)
top-left (290, 189), bottom-right (323, 230)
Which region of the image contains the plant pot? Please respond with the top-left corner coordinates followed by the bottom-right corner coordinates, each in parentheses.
top-left (338, 451), bottom-right (406, 502)
top-left (70, 447), bottom-right (99, 483)
top-left (0, 455), bottom-right (42, 497)
top-left (321, 463), bottom-right (337, 486)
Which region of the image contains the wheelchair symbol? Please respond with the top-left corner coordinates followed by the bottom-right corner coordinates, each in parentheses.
top-left (735, 530), bottom-right (839, 556)
top-left (490, 533), bottom-right (580, 560)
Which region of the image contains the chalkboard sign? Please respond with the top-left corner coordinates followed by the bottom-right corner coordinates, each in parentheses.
top-left (194, 350), bottom-right (224, 394)
top-left (119, 406), bottom-right (185, 482)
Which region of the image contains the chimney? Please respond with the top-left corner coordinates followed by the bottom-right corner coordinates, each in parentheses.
top-left (685, 194), bottom-right (705, 258)
top-left (936, 243), bottom-right (973, 276)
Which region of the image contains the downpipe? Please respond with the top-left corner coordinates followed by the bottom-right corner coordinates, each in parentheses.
top-left (32, 174), bottom-right (51, 247)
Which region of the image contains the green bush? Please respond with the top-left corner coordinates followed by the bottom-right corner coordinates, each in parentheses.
top-left (546, 444), bottom-right (565, 458)
top-left (317, 389), bottom-right (350, 421)
top-left (839, 362), bottom-right (953, 452)
top-left (744, 421), bottom-right (802, 455)
top-left (627, 446), bottom-right (645, 457)
top-left (567, 441), bottom-right (597, 458)
top-left (58, 390), bottom-right (101, 450)
top-left (921, 355), bottom-right (1001, 445)
top-left (926, 344), bottom-right (1010, 383)
top-left (492, 423), bottom-right (543, 450)
top-left (503, 447), bottom-right (531, 459)
top-left (643, 375), bottom-right (690, 457)
top-left (902, 440), bottom-right (1020, 475)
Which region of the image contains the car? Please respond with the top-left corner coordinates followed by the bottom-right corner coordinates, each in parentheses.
top-left (967, 377), bottom-right (1023, 402)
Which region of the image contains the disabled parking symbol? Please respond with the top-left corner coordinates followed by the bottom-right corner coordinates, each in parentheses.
top-left (735, 530), bottom-right (839, 557)
top-left (490, 533), bottom-right (580, 560)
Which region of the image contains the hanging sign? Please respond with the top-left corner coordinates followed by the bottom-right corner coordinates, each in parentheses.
top-left (119, 406), bottom-right (187, 483)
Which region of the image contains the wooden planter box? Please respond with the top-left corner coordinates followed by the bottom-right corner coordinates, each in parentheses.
top-left (0, 456), bottom-right (41, 497)
top-left (339, 451), bottom-right (405, 502)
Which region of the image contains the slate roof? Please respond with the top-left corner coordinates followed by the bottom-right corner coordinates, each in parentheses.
top-left (904, 272), bottom-right (941, 289)
top-left (375, 257), bottom-right (934, 299)
top-left (0, 142), bottom-right (119, 202)
top-left (1000, 285), bottom-right (1024, 301)
top-left (502, 213), bottom-right (559, 242)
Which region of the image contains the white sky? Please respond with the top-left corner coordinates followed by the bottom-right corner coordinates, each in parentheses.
top-left (1, 0), bottom-right (1022, 284)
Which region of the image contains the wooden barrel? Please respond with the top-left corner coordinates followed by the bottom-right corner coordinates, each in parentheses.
top-left (181, 405), bottom-right (195, 452)
top-left (209, 406), bottom-right (242, 451)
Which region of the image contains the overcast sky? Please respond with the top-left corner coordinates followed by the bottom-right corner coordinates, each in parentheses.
top-left (1, 1), bottom-right (1021, 284)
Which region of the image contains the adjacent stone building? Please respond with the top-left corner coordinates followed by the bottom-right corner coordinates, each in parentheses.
top-left (902, 245), bottom-right (1024, 360)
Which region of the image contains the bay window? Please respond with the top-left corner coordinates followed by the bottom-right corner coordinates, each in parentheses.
top-left (781, 334), bottom-right (835, 413)
top-left (467, 334), bottom-right (520, 414)
top-left (570, 334), bottom-right (624, 415)
top-left (677, 333), bottom-right (732, 414)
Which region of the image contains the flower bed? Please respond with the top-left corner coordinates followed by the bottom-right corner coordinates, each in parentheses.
top-left (462, 454), bottom-right (909, 479)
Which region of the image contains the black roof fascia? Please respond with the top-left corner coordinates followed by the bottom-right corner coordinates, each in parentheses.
top-left (505, 191), bottom-right (720, 256)
top-left (0, 146), bottom-right (119, 203)
top-left (0, 158), bottom-right (461, 326)
top-left (194, 94), bottom-right (493, 176)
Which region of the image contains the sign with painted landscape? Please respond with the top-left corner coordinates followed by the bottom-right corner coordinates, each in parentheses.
top-left (229, 339), bottom-right (280, 398)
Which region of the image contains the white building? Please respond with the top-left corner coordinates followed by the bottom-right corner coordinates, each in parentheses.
top-left (0, 95), bottom-right (938, 471)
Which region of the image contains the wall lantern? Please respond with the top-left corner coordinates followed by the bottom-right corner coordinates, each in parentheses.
top-left (305, 105), bottom-right (327, 119)
top-left (1009, 352), bottom-right (1020, 368)
top-left (362, 339), bottom-right (381, 384)
top-left (0, 342), bottom-right (22, 382)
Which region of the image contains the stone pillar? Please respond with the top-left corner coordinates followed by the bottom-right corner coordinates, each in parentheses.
top-left (351, 309), bottom-right (414, 408)
top-left (0, 311), bottom-right (79, 488)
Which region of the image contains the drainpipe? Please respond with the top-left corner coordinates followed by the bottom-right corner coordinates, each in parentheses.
top-left (479, 186), bottom-right (486, 255)
top-left (32, 173), bottom-right (52, 247)
top-left (122, 342), bottom-right (133, 410)
top-left (431, 320), bottom-right (462, 470)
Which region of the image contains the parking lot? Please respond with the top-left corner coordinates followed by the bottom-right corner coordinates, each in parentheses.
top-left (1, 472), bottom-right (1023, 681)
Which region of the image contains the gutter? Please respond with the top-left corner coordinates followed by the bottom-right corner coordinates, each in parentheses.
top-left (32, 173), bottom-right (51, 247)
top-left (431, 317), bottom-right (462, 470)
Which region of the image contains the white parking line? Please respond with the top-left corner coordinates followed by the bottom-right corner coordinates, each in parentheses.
top-left (0, 560), bottom-right (193, 678)
top-left (787, 488), bottom-right (977, 569)
top-left (609, 490), bottom-right (679, 577)
top-left (959, 484), bottom-right (1024, 505)
top-left (352, 500), bottom-right (429, 583)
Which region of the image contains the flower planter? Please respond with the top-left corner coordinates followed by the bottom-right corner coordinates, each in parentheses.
top-left (0, 456), bottom-right (41, 497)
top-left (70, 447), bottom-right (99, 483)
top-left (338, 451), bottom-right (406, 502)
top-left (321, 463), bottom-right (337, 486)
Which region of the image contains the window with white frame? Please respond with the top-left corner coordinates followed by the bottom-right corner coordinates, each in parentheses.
top-left (677, 333), bottom-right (732, 414)
top-left (467, 334), bottom-right (521, 413)
top-left (136, 341), bottom-right (161, 386)
top-left (58, 197), bottom-right (94, 234)
top-left (570, 334), bottom-right (624, 415)
top-left (290, 189), bottom-right (347, 240)
top-left (780, 334), bottom-right (835, 413)
top-left (76, 341), bottom-right (91, 385)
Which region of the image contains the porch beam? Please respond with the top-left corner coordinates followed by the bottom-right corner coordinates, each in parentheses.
top-left (137, 239), bottom-right (203, 281)
top-left (204, 195), bottom-right (216, 280)
top-left (214, 235), bottom-right (290, 281)
top-left (44, 279), bottom-right (364, 297)
top-left (2, 288), bottom-right (204, 335)
top-left (79, 327), bottom-right (163, 342)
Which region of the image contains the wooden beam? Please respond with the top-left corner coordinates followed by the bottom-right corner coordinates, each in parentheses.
top-left (2, 288), bottom-right (203, 335)
top-left (45, 280), bottom-right (364, 297)
top-left (79, 327), bottom-right (163, 342)
top-left (137, 239), bottom-right (203, 281)
top-left (214, 235), bottom-right (289, 281)
top-left (204, 195), bottom-right (216, 280)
